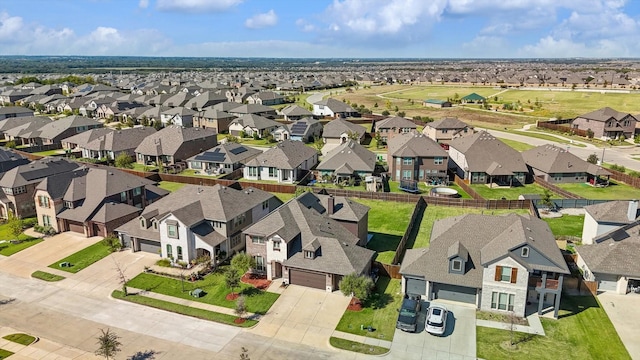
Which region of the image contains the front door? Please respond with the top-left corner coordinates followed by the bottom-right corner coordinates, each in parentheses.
top-left (274, 262), bottom-right (282, 278)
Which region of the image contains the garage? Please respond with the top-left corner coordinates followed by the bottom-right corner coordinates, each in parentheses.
top-left (138, 239), bottom-right (161, 254)
top-left (289, 268), bottom-right (326, 290)
top-left (597, 274), bottom-right (618, 292)
top-left (432, 283), bottom-right (477, 304)
top-left (406, 277), bottom-right (427, 297)
top-left (67, 220), bottom-right (85, 235)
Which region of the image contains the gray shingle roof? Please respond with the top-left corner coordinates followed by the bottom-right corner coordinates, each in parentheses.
top-left (135, 125), bottom-right (217, 157)
top-left (427, 117), bottom-right (472, 130)
top-left (449, 131), bottom-right (528, 174)
top-left (577, 221), bottom-right (640, 277)
top-left (522, 144), bottom-right (611, 176)
top-left (280, 105), bottom-right (312, 117)
top-left (316, 140), bottom-right (376, 173)
top-left (230, 114), bottom-right (280, 130)
top-left (188, 143), bottom-right (262, 165)
top-left (245, 140), bottom-right (317, 170)
top-left (297, 192), bottom-right (369, 223)
top-left (63, 127), bottom-right (157, 153)
top-left (375, 116), bottom-right (417, 131)
top-left (322, 118), bottom-right (366, 139)
top-left (577, 107), bottom-right (634, 122)
top-left (0, 158), bottom-right (79, 188)
top-left (584, 200), bottom-right (639, 224)
top-left (387, 133), bottom-right (447, 158)
top-left (313, 98), bottom-right (357, 113)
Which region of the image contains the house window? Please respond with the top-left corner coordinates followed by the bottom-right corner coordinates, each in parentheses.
top-left (233, 214), bottom-right (246, 227)
top-left (268, 167), bottom-right (277, 177)
top-left (491, 292), bottom-right (515, 312)
top-left (120, 191), bottom-right (127, 202)
top-left (12, 186), bottom-right (26, 195)
top-left (442, 129), bottom-right (448, 134)
top-left (262, 200), bottom-right (269, 210)
top-left (38, 195), bottom-right (50, 208)
top-left (402, 158), bottom-right (412, 165)
top-left (521, 247), bottom-right (530, 258)
top-left (231, 234), bottom-right (242, 247)
top-left (396, 157), bottom-right (401, 165)
top-left (305, 250), bottom-right (315, 259)
top-left (166, 244), bottom-right (173, 259)
top-left (65, 201), bottom-right (74, 209)
top-left (212, 221), bottom-right (223, 228)
top-left (434, 157), bottom-right (444, 165)
top-left (248, 167), bottom-right (258, 177)
top-left (273, 241), bottom-right (281, 252)
top-left (402, 170), bottom-right (412, 180)
top-left (140, 218), bottom-right (146, 228)
top-left (177, 246), bottom-right (183, 261)
top-left (191, 161), bottom-right (202, 169)
top-left (133, 187), bottom-right (142, 196)
top-left (255, 256), bottom-right (265, 271)
top-left (167, 223), bottom-right (178, 238)
top-left (152, 220), bottom-right (158, 230)
top-left (42, 215), bottom-right (51, 227)
top-left (451, 259), bottom-right (462, 271)
top-left (252, 236), bottom-right (265, 244)
top-left (495, 266), bottom-right (517, 283)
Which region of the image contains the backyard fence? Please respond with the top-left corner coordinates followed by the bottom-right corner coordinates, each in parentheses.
top-left (454, 175), bottom-right (484, 200)
top-left (536, 120), bottom-right (589, 137)
top-left (533, 177), bottom-right (583, 199)
top-left (373, 261), bottom-right (401, 279)
top-left (607, 168), bottom-right (640, 189)
top-left (391, 197), bottom-right (427, 265)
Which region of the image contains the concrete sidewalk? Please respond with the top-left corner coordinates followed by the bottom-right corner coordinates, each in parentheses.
top-left (476, 312), bottom-right (545, 336)
top-left (331, 330), bottom-right (392, 349)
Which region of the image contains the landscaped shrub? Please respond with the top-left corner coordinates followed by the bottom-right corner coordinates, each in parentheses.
top-left (156, 258), bottom-right (171, 267)
top-left (33, 224), bottom-right (56, 235)
top-left (610, 164), bottom-right (626, 173)
top-left (22, 218), bottom-right (37, 228)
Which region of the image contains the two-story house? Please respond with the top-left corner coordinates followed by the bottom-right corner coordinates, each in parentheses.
top-left (422, 117), bottom-right (474, 144)
top-left (387, 133), bottom-right (449, 184)
top-left (0, 106), bottom-right (34, 120)
top-left (321, 118), bottom-right (367, 155)
top-left (244, 192), bottom-right (374, 291)
top-left (0, 158), bottom-right (80, 219)
top-left (400, 213), bottom-right (569, 318)
top-left (373, 116), bottom-right (417, 144)
top-left (192, 108), bottom-right (236, 134)
top-left (62, 127), bottom-right (157, 161)
top-left (571, 107), bottom-right (637, 140)
top-left (116, 184), bottom-right (282, 264)
top-left (228, 114), bottom-right (280, 139)
top-left (312, 98), bottom-right (359, 118)
top-left (243, 140), bottom-right (318, 184)
top-left (135, 126), bottom-right (218, 166)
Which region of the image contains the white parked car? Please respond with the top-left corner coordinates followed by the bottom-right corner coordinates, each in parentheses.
top-left (425, 305), bottom-right (448, 336)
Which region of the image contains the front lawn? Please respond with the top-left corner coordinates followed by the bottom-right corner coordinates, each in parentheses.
top-left (0, 238), bottom-right (42, 256)
top-left (48, 241), bottom-right (112, 273)
top-left (31, 270), bottom-right (65, 282)
top-left (555, 181), bottom-right (640, 200)
top-left (329, 337), bottom-right (388, 355)
top-left (477, 295), bottom-right (630, 360)
top-left (3, 333), bottom-right (36, 345)
top-left (543, 215), bottom-right (585, 238)
top-left (126, 271), bottom-right (279, 314)
top-left (335, 277), bottom-right (402, 341)
top-left (0, 349), bottom-right (13, 359)
top-left (111, 290), bottom-right (256, 327)
top-left (470, 183), bottom-right (552, 200)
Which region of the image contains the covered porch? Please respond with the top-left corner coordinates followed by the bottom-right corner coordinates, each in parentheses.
top-left (528, 272), bottom-right (564, 319)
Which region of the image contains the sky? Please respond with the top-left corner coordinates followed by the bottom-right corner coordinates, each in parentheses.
top-left (1, 0), bottom-right (640, 58)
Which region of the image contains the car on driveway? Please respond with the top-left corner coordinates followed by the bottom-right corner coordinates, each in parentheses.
top-left (396, 297), bottom-right (421, 332)
top-left (425, 305), bottom-right (448, 336)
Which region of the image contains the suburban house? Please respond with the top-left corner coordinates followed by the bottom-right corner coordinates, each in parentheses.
top-left (576, 220), bottom-right (640, 294)
top-left (116, 184), bottom-right (282, 265)
top-left (3, 116), bottom-right (52, 146)
top-left (244, 192), bottom-right (374, 291)
top-left (187, 91), bottom-right (227, 111)
top-left (581, 200), bottom-right (640, 245)
top-left (192, 108), bottom-right (236, 133)
top-left (34, 166), bottom-right (167, 237)
top-left (247, 91), bottom-right (284, 106)
top-left (36, 115), bottom-right (102, 145)
top-left (571, 107), bottom-right (637, 140)
top-left (272, 117), bottom-right (323, 143)
top-left (0, 106), bottom-right (34, 120)
top-left (422, 117), bottom-right (474, 144)
top-left (373, 116), bottom-right (417, 144)
top-left (423, 99), bottom-right (452, 108)
top-left (400, 213), bottom-right (570, 318)
top-left (187, 143), bottom-right (262, 175)
top-left (280, 105), bottom-right (313, 121)
top-left (448, 131), bottom-right (528, 186)
top-left (243, 140), bottom-right (318, 184)
top-left (312, 98), bottom-right (359, 118)
top-left (321, 118), bottom-right (367, 155)
top-left (62, 127), bottom-right (157, 161)
top-left (316, 140), bottom-right (376, 184)
top-left (0, 158), bottom-right (80, 219)
top-left (0, 147), bottom-right (30, 173)
top-left (135, 126), bottom-right (218, 166)
top-left (522, 144), bottom-right (612, 184)
top-left (160, 107), bottom-right (196, 127)
top-left (228, 114), bottom-right (280, 139)
top-left (387, 133), bottom-right (449, 184)
top-left (227, 104), bottom-right (278, 119)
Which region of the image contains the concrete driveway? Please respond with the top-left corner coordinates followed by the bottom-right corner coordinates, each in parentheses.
top-left (390, 300), bottom-right (476, 360)
top-left (249, 285), bottom-right (351, 349)
top-left (598, 292), bottom-right (640, 359)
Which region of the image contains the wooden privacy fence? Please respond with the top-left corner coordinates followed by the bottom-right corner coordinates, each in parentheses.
top-left (373, 261), bottom-right (401, 279)
top-left (391, 197), bottom-right (427, 265)
top-left (537, 120), bottom-right (589, 137)
top-left (607, 168), bottom-right (640, 189)
top-left (534, 177), bottom-right (583, 199)
top-left (454, 175), bottom-right (484, 200)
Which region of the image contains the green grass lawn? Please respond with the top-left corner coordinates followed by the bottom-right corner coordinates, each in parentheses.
top-left (112, 290), bottom-right (256, 327)
top-left (511, 130), bottom-right (587, 147)
top-left (470, 183), bottom-right (552, 200)
top-left (329, 337), bottom-right (389, 355)
top-left (0, 349), bottom-right (14, 359)
top-left (555, 181), bottom-right (640, 200)
top-left (477, 295), bottom-right (630, 360)
top-left (335, 277), bottom-right (402, 341)
top-left (497, 138), bottom-right (535, 152)
top-left (356, 199), bottom-right (415, 235)
top-left (31, 270), bottom-right (65, 282)
top-left (32, 149), bottom-right (65, 156)
top-left (543, 215), bottom-right (585, 238)
top-left (366, 233), bottom-right (401, 264)
top-left (126, 271), bottom-right (279, 314)
top-left (157, 181), bottom-right (185, 192)
top-left (131, 163), bottom-right (158, 172)
top-left (3, 333), bottom-right (36, 345)
top-left (48, 241), bottom-right (112, 273)
top-left (272, 192), bottom-right (296, 203)
top-left (0, 238), bottom-right (42, 256)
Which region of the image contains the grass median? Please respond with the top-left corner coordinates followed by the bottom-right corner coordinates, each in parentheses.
top-left (48, 241), bottom-right (112, 273)
top-left (329, 337), bottom-right (389, 355)
top-left (31, 270), bottom-right (65, 282)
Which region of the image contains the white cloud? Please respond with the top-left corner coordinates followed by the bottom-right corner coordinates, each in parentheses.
top-left (0, 12), bottom-right (24, 41)
top-left (295, 19), bottom-right (315, 32)
top-left (156, 0), bottom-right (242, 13)
top-left (244, 10), bottom-right (278, 29)
top-left (139, 0), bottom-right (149, 9)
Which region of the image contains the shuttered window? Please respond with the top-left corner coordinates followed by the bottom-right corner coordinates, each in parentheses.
top-left (494, 265), bottom-right (518, 283)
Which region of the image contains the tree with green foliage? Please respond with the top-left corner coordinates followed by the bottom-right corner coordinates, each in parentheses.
top-left (225, 135), bottom-right (240, 143)
top-left (95, 328), bottom-right (121, 360)
top-left (225, 267), bottom-right (241, 296)
top-left (7, 212), bottom-right (23, 239)
top-left (396, 111), bottom-right (406, 118)
top-left (102, 235), bottom-right (122, 253)
top-left (153, 120), bottom-right (163, 130)
top-left (339, 273), bottom-right (374, 301)
top-left (374, 132), bottom-right (382, 149)
top-left (540, 189), bottom-right (555, 211)
top-left (312, 136), bottom-right (324, 154)
top-left (381, 110), bottom-right (390, 116)
top-left (5, 141), bottom-right (16, 149)
top-left (231, 252), bottom-right (256, 275)
top-left (114, 152), bottom-right (134, 169)
top-left (586, 153), bottom-right (599, 164)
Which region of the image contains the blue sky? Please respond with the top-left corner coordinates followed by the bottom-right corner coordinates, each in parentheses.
top-left (1, 0), bottom-right (640, 58)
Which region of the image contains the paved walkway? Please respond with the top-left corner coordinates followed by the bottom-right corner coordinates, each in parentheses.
top-left (476, 311), bottom-right (545, 335)
top-left (0, 326), bottom-right (101, 360)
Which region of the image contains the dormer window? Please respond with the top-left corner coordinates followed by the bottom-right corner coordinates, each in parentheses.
top-left (140, 218), bottom-right (146, 229)
top-left (305, 250), bottom-right (315, 259)
top-left (451, 259), bottom-right (462, 271)
top-left (521, 246), bottom-right (530, 258)
top-left (152, 220), bottom-right (158, 230)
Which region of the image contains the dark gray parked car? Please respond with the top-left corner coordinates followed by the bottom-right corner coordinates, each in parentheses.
top-left (396, 297), bottom-right (421, 332)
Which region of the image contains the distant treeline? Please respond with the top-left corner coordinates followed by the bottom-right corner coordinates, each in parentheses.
top-left (10, 75), bottom-right (97, 85)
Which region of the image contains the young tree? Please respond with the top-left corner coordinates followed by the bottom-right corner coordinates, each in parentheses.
top-left (95, 328), bottom-right (121, 360)
top-left (312, 136), bottom-right (324, 154)
top-left (102, 235), bottom-right (122, 253)
top-left (225, 267), bottom-right (241, 296)
top-left (381, 110), bottom-right (390, 116)
top-left (339, 273), bottom-right (374, 301)
top-left (230, 252), bottom-right (256, 275)
top-left (235, 295), bottom-right (247, 319)
top-left (114, 152), bottom-right (134, 169)
top-left (540, 189), bottom-right (554, 211)
top-left (225, 135), bottom-right (240, 143)
top-left (7, 212), bottom-right (23, 239)
top-left (111, 255), bottom-right (129, 296)
top-left (586, 153), bottom-right (599, 164)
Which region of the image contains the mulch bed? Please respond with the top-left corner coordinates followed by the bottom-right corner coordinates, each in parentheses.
top-left (225, 293), bottom-right (240, 301)
top-left (234, 318), bottom-right (246, 324)
top-left (241, 273), bottom-right (271, 290)
top-left (347, 297), bottom-right (363, 311)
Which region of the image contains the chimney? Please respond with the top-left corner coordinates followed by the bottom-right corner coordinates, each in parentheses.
top-left (327, 195), bottom-right (335, 215)
top-left (628, 200), bottom-right (639, 221)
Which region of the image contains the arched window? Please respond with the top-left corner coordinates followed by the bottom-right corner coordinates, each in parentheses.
top-left (166, 244), bottom-right (173, 259)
